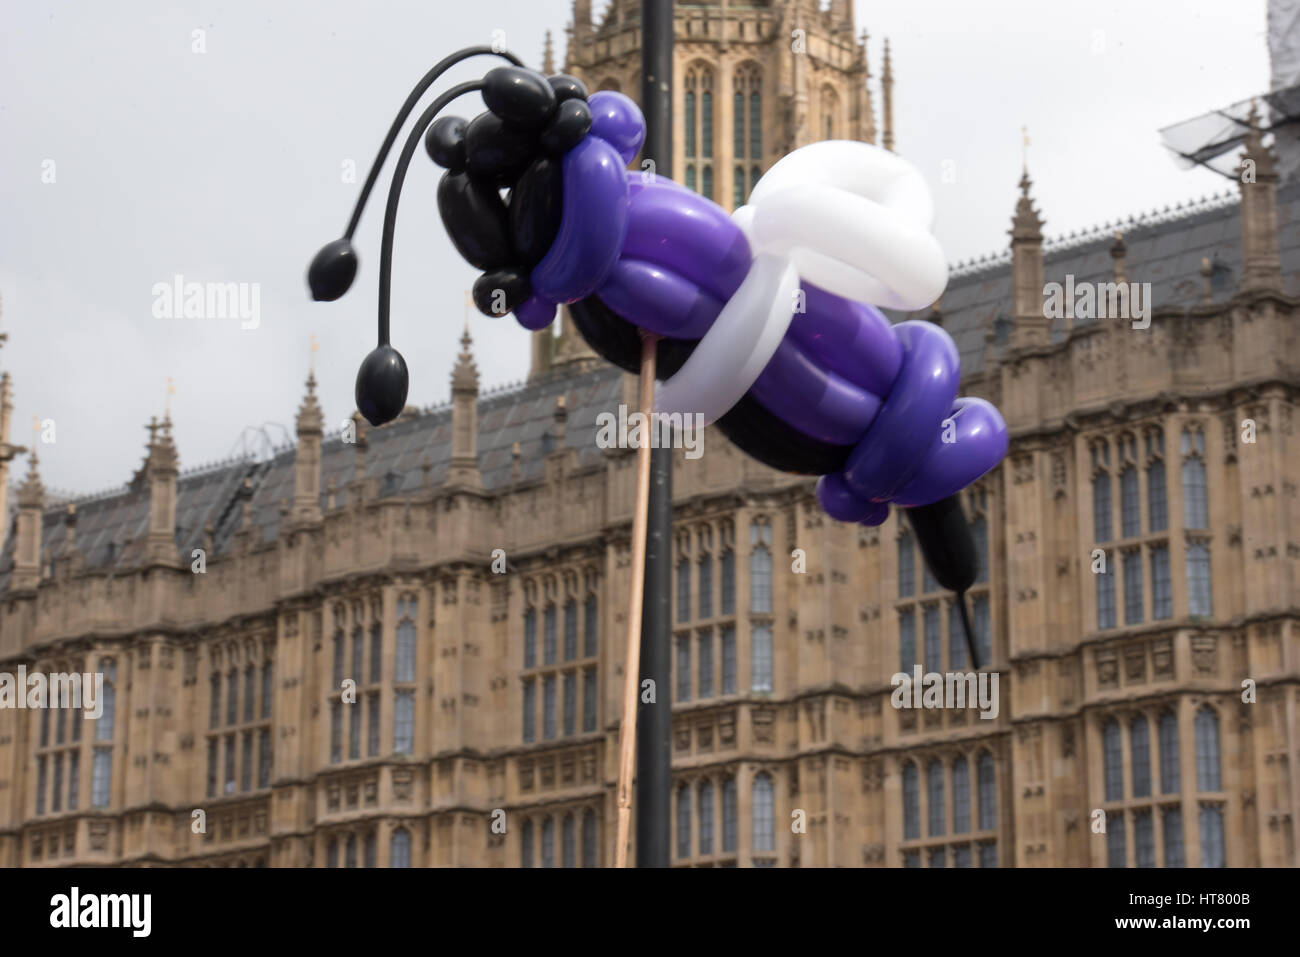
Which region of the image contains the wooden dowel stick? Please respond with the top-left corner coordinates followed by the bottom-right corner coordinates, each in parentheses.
top-left (614, 332), bottom-right (658, 868)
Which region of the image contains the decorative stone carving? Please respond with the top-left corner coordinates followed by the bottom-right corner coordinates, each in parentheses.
top-left (1191, 635), bottom-right (1218, 676)
top-left (1096, 647), bottom-right (1118, 688)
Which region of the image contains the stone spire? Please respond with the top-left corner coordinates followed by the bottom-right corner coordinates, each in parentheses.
top-left (293, 371), bottom-right (324, 525)
top-left (1238, 101), bottom-right (1282, 293)
top-left (543, 29), bottom-right (555, 75)
top-left (13, 447), bottom-right (45, 590)
top-left (145, 415), bottom-right (180, 567)
top-left (881, 38), bottom-right (894, 152)
top-left (447, 324), bottom-right (482, 488)
top-left (529, 325), bottom-right (553, 382)
top-left (1009, 168), bottom-right (1048, 349)
top-left (552, 306), bottom-right (599, 374)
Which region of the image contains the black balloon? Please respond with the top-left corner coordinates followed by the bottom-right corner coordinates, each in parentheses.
top-left (540, 98), bottom-right (592, 156)
top-left (425, 115), bottom-right (468, 171)
top-left (508, 157), bottom-right (563, 268)
top-left (547, 73), bottom-right (588, 103)
top-left (905, 495), bottom-right (977, 594)
top-left (355, 344), bottom-right (409, 427)
top-left (482, 66), bottom-right (557, 130)
top-left (464, 110), bottom-right (540, 184)
top-left (307, 238), bottom-right (358, 302)
top-left (436, 171), bottom-right (514, 270)
top-left (568, 295), bottom-right (695, 376)
top-left (715, 395), bottom-right (853, 476)
top-left (472, 268), bottom-right (531, 317)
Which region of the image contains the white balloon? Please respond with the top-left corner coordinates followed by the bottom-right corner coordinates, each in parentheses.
top-left (731, 203), bottom-right (757, 248)
top-left (750, 184), bottom-right (947, 309)
top-left (655, 254), bottom-right (799, 425)
top-left (749, 139), bottom-right (935, 229)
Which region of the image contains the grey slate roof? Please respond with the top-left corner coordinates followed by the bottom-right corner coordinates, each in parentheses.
top-left (2, 179), bottom-right (1293, 588)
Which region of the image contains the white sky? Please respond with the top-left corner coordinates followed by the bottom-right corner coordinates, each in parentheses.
top-left (0, 0), bottom-right (1270, 495)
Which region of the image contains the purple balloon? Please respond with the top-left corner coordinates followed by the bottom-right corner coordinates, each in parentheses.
top-left (749, 336), bottom-right (882, 446)
top-left (598, 258), bottom-right (723, 339)
top-left (620, 175), bottom-right (751, 303)
top-left (890, 397), bottom-right (1009, 506)
top-left (842, 321), bottom-right (960, 503)
top-left (790, 284), bottom-right (902, 397)
top-left (588, 91), bottom-right (645, 166)
top-left (817, 473), bottom-right (882, 523)
top-left (530, 135), bottom-right (629, 304)
top-left (514, 295), bottom-right (556, 331)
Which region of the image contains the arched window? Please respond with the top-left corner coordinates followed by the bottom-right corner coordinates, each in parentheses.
top-left (676, 784), bottom-right (692, 859)
top-left (821, 86), bottom-right (840, 140)
top-left (1096, 551), bottom-right (1116, 629)
top-left (345, 833), bottom-right (357, 868)
top-left (226, 667), bottom-right (238, 725)
top-left (927, 759), bottom-right (945, 836)
top-left (564, 598), bottom-right (578, 660)
top-left (562, 813), bottom-right (576, 868)
top-left (1123, 550), bottom-right (1143, 625)
top-left (350, 626), bottom-right (363, 687)
top-left (582, 810), bottom-right (598, 867)
top-left (697, 552), bottom-right (713, 620)
top-left (261, 660), bottom-right (274, 719)
top-left (977, 752), bottom-right (996, 831)
top-left (396, 597), bottom-right (416, 682)
top-left (326, 838), bottom-right (338, 868)
top-left (1107, 812), bottom-right (1126, 867)
top-left (897, 531), bottom-right (915, 597)
top-left (1186, 543), bottom-right (1213, 617)
top-left (1147, 459), bottom-right (1167, 533)
top-left (1103, 719), bottom-right (1123, 801)
top-left (1164, 809), bottom-right (1185, 866)
top-left (952, 758), bottom-right (970, 833)
top-left (684, 65), bottom-right (714, 198)
top-left (698, 781), bottom-right (715, 855)
top-left (209, 670), bottom-right (221, 729)
top-left (948, 600), bottom-right (967, 669)
top-left (701, 164), bottom-right (714, 200)
top-left (902, 761), bottom-right (920, 839)
top-left (1120, 467), bottom-right (1139, 537)
top-left (970, 514), bottom-right (988, 583)
top-left (732, 64), bottom-right (763, 208)
top-left (541, 816), bottom-right (555, 868)
top-left (1134, 810), bottom-right (1155, 868)
top-left (364, 830), bottom-right (377, 868)
top-left (1181, 427), bottom-right (1208, 529)
top-left (543, 604), bottom-right (557, 665)
top-left (1093, 470), bottom-right (1112, 542)
top-left (1195, 706), bottom-right (1220, 791)
top-left (1130, 715), bottom-right (1151, 798)
top-left (752, 772), bottom-right (774, 852)
top-left (523, 606), bottom-right (536, 669)
top-left (368, 621), bottom-right (381, 684)
top-left (749, 519), bottom-right (772, 612)
top-left (898, 608), bottom-right (916, 672)
top-left (91, 659), bottom-right (116, 808)
top-left (1158, 710), bottom-right (1180, 794)
top-left (332, 629), bottom-right (344, 689)
top-left (520, 819), bottom-right (533, 868)
top-left (923, 605), bottom-right (941, 673)
top-left (1199, 806), bottom-right (1225, 867)
top-left (676, 559), bottom-right (691, 623)
top-left (720, 549), bottom-right (736, 614)
top-left (722, 777), bottom-right (738, 853)
top-left (583, 592), bottom-right (598, 657)
top-left (751, 624), bottom-right (772, 693)
top-left (390, 827), bottom-right (411, 868)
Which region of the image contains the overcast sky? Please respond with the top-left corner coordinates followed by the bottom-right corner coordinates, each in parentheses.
top-left (0, 0), bottom-right (1270, 496)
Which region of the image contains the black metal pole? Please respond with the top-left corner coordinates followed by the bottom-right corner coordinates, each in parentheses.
top-left (636, 0), bottom-right (673, 869)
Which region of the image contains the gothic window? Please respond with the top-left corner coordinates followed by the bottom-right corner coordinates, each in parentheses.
top-left (562, 813), bottom-right (576, 868)
top-left (226, 667), bottom-right (238, 727)
top-left (1134, 810), bottom-right (1155, 868)
top-left (898, 531), bottom-right (915, 597)
top-left (1123, 550), bottom-right (1144, 625)
top-left (698, 630), bottom-right (713, 698)
top-left (684, 65), bottom-right (715, 199)
top-left (582, 667), bottom-right (596, 733)
top-left (1186, 543), bottom-right (1213, 617)
top-left (1120, 466), bottom-right (1140, 537)
top-left (721, 625), bottom-right (737, 694)
top-left (977, 752), bottom-right (996, 831)
top-left (698, 552), bottom-right (713, 619)
top-left (543, 675), bottom-right (557, 739)
top-left (752, 772), bottom-right (775, 853)
top-left (327, 838), bottom-right (338, 868)
top-left (541, 816), bottom-right (555, 868)
top-left (698, 781), bottom-right (715, 855)
top-left (582, 810), bottom-right (598, 867)
top-left (391, 827), bottom-right (411, 868)
top-left (902, 762), bottom-right (920, 840)
top-left (676, 785), bottom-right (692, 860)
top-left (927, 760), bottom-right (945, 836)
top-left (1130, 715), bottom-right (1151, 798)
top-left (720, 549), bottom-right (736, 614)
top-left (1159, 710), bottom-right (1180, 794)
top-left (1107, 811), bottom-right (1126, 867)
top-left (1093, 468), bottom-right (1112, 542)
top-left (393, 690), bottom-right (414, 754)
top-left (923, 605), bottom-right (941, 673)
top-left (544, 604), bottom-right (557, 665)
top-left (1199, 806), bottom-right (1225, 867)
top-left (1151, 546), bottom-right (1172, 620)
top-left (1146, 427), bottom-right (1167, 532)
top-left (970, 515), bottom-right (988, 584)
top-left (1181, 426), bottom-right (1208, 529)
top-left (369, 622), bottom-right (381, 684)
top-left (722, 776), bottom-right (738, 852)
top-left (1103, 719), bottom-right (1123, 801)
top-left (564, 598), bottom-right (578, 660)
top-left (899, 608), bottom-right (916, 672)
top-left (330, 701), bottom-right (342, 763)
top-left (749, 519), bottom-right (772, 612)
top-left (1096, 552), bottom-right (1116, 629)
top-left (973, 596), bottom-right (991, 664)
top-left (952, 758), bottom-right (970, 833)
top-left (948, 600), bottom-right (967, 669)
top-left (583, 592), bottom-right (598, 658)
top-left (1163, 807), bottom-right (1185, 867)
top-left (732, 63), bottom-right (763, 206)
top-left (677, 560), bottom-right (691, 623)
top-left (524, 606), bottom-right (536, 669)
top-left (563, 671), bottom-right (576, 736)
top-left (677, 635), bottom-right (691, 702)
top-left (821, 85), bottom-right (840, 140)
top-left (751, 624), bottom-right (772, 693)
top-left (364, 831), bottom-right (377, 868)
top-left (209, 671), bottom-right (221, 729)
top-left (1195, 706), bottom-right (1220, 791)
top-left (261, 661), bottom-right (274, 720)
top-left (520, 820), bottom-right (533, 868)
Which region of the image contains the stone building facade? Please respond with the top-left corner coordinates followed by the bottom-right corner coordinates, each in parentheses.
top-left (0, 1), bottom-right (1295, 868)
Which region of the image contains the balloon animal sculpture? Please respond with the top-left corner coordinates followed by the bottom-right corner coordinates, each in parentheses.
top-left (307, 47), bottom-right (1009, 665)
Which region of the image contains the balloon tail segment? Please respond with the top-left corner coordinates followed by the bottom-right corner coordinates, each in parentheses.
top-left (615, 331), bottom-right (659, 868)
top-left (955, 591), bottom-right (980, 671)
